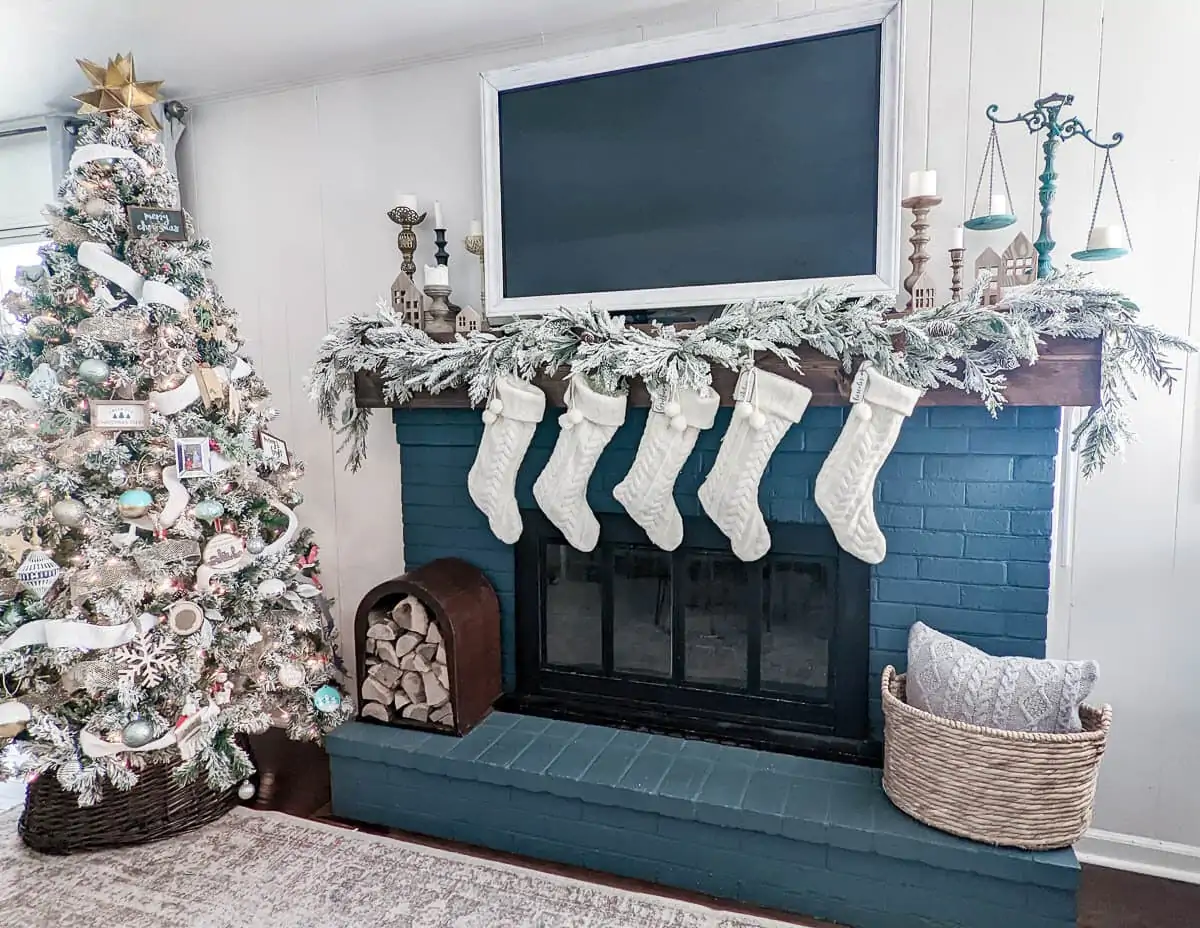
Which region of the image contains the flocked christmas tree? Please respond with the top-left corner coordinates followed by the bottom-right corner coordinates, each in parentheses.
top-left (0, 56), bottom-right (350, 805)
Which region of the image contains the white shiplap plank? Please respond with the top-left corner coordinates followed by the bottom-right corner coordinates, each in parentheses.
top-left (922, 0), bottom-right (973, 299)
top-left (897, 0), bottom-right (932, 307)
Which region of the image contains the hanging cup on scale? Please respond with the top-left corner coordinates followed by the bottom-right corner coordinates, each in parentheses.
top-left (1071, 149), bottom-right (1131, 262)
top-left (963, 124), bottom-right (1017, 231)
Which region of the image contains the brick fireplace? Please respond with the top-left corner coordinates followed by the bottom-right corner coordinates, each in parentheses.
top-left (327, 400), bottom-right (1075, 928)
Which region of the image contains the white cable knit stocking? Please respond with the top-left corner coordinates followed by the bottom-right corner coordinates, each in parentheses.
top-left (467, 375), bottom-right (546, 544)
top-left (814, 364), bottom-right (923, 564)
top-left (533, 376), bottom-right (627, 552)
top-left (699, 368), bottom-right (812, 562)
top-left (614, 387), bottom-right (720, 551)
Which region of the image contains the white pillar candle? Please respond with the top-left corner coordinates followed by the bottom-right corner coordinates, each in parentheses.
top-left (906, 170), bottom-right (937, 198)
top-left (469, 219), bottom-right (483, 238)
top-left (433, 201), bottom-right (444, 228)
top-left (1087, 225), bottom-right (1125, 250)
top-left (423, 264), bottom-right (449, 288)
top-left (951, 225), bottom-right (964, 250)
top-left (397, 194), bottom-right (418, 211)
top-left (989, 193), bottom-right (1009, 216)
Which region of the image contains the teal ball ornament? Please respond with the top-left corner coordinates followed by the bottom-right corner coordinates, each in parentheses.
top-left (121, 719), bottom-right (157, 748)
top-left (117, 488), bottom-right (153, 519)
top-left (77, 359), bottom-right (110, 384)
top-left (194, 500), bottom-right (225, 522)
top-left (312, 684), bottom-right (342, 713)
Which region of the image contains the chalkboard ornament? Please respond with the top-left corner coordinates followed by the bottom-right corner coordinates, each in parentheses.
top-left (127, 206), bottom-right (187, 241)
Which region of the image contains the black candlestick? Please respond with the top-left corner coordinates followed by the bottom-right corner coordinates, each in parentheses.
top-left (434, 228), bottom-right (449, 267)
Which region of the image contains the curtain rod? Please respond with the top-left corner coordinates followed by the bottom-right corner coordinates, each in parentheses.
top-left (0, 125), bottom-right (47, 140)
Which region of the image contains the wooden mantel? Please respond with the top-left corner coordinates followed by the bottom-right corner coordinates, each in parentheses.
top-left (354, 337), bottom-right (1101, 410)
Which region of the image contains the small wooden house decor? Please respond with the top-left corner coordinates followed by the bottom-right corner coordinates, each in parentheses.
top-left (975, 246), bottom-right (1004, 306)
top-left (391, 272), bottom-right (426, 329)
top-left (354, 558), bottom-right (501, 736)
top-left (455, 305), bottom-right (485, 334)
top-left (1001, 231), bottom-right (1036, 289)
top-left (910, 271), bottom-right (936, 310)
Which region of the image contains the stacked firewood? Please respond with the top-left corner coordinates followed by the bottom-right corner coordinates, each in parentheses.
top-left (360, 594), bottom-right (454, 728)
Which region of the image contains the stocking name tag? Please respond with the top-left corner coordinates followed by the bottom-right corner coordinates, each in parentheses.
top-left (849, 364), bottom-right (872, 404)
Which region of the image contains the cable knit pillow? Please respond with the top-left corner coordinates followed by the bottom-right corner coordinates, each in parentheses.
top-left (905, 622), bottom-right (1099, 734)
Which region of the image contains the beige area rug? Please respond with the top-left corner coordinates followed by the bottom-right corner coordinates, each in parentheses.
top-left (0, 807), bottom-right (808, 927)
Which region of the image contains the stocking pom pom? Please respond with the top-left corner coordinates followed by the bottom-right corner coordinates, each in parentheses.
top-left (734, 400), bottom-right (754, 419)
top-left (559, 413), bottom-right (575, 430)
top-left (567, 408), bottom-right (585, 426)
top-left (670, 414), bottom-right (687, 432)
top-left (487, 398), bottom-right (504, 415)
top-left (749, 410), bottom-right (767, 430)
top-left (664, 401), bottom-right (682, 418)
top-left (482, 409), bottom-right (498, 425)
top-left (853, 403), bottom-right (873, 422)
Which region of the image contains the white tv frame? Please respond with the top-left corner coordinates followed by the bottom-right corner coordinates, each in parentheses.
top-left (479, 0), bottom-right (904, 319)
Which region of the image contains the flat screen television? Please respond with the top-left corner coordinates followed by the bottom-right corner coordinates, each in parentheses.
top-left (480, 1), bottom-right (903, 318)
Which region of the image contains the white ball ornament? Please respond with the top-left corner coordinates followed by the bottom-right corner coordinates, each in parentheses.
top-left (481, 409), bottom-right (497, 426)
top-left (670, 414), bottom-right (688, 432)
top-left (277, 661), bottom-right (306, 688)
top-left (749, 410), bottom-right (767, 431)
top-left (237, 781), bottom-right (256, 801)
top-left (734, 400), bottom-right (754, 419)
top-left (664, 401), bottom-right (682, 418)
top-left (487, 398), bottom-right (504, 415)
top-left (84, 198), bottom-right (107, 219)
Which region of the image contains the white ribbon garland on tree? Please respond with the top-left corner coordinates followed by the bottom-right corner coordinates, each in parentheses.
top-left (0, 383), bottom-right (40, 411)
top-left (149, 356), bottom-right (252, 416)
top-left (69, 143), bottom-right (150, 173)
top-left (77, 242), bottom-right (191, 315)
top-left (80, 728), bottom-right (175, 758)
top-left (193, 498), bottom-right (298, 593)
top-left (0, 612), bottom-right (158, 653)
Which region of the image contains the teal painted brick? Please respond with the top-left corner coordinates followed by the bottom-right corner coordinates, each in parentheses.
top-left (879, 454), bottom-right (924, 480)
top-left (875, 555), bottom-right (919, 578)
top-left (880, 480), bottom-right (965, 506)
top-left (923, 507), bottom-right (1010, 533)
top-left (893, 427), bottom-right (971, 454)
top-left (1005, 613), bottom-right (1049, 640)
top-left (924, 455), bottom-right (1013, 481)
top-left (969, 427), bottom-right (1059, 455)
top-left (965, 534), bottom-right (1052, 561)
top-left (1019, 407), bottom-right (1062, 428)
top-left (1008, 561), bottom-right (1051, 588)
top-left (871, 603), bottom-right (917, 627)
top-left (960, 584), bottom-right (1049, 614)
top-left (913, 605), bottom-right (1007, 637)
top-left (1015, 456), bottom-right (1056, 482)
top-left (883, 529), bottom-right (966, 557)
top-left (965, 481), bottom-right (1055, 509)
top-left (877, 579), bottom-right (960, 607)
top-left (875, 504), bottom-right (924, 528)
top-left (918, 556), bottom-right (1006, 584)
top-left (1012, 510), bottom-right (1053, 536)
top-left (873, 627), bottom-right (909, 652)
top-left (928, 407), bottom-right (1018, 428)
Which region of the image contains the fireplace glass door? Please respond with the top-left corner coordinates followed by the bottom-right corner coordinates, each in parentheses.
top-left (513, 510), bottom-right (872, 760)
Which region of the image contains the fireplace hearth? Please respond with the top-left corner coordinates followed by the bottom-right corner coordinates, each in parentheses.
top-left (508, 509), bottom-right (873, 762)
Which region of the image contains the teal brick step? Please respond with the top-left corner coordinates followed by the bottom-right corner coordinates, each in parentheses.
top-left (327, 716), bottom-right (1078, 928)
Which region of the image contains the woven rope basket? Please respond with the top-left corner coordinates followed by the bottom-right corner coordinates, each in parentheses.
top-left (881, 665), bottom-right (1111, 850)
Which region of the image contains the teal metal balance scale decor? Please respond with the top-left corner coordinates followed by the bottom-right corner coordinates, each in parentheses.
top-left (965, 92), bottom-right (1130, 278)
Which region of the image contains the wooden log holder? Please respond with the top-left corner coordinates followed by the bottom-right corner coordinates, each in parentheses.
top-left (354, 558), bottom-right (501, 737)
top-left (355, 336), bottom-right (1102, 410)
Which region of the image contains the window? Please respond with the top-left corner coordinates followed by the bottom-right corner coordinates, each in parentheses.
top-left (0, 240), bottom-right (45, 335)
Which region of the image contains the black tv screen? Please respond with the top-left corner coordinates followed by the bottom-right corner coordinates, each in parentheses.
top-left (497, 25), bottom-right (883, 300)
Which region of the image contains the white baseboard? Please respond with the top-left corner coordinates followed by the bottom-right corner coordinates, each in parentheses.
top-left (1076, 829), bottom-right (1200, 885)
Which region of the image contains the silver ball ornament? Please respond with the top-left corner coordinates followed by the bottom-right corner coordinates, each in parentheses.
top-left (108, 467), bottom-right (128, 487)
top-left (77, 358), bottom-right (110, 384)
top-left (121, 719), bottom-right (157, 748)
top-left (84, 198), bottom-right (108, 219)
top-left (52, 499), bottom-right (86, 527)
top-left (246, 536), bottom-right (266, 555)
top-left (237, 781), bottom-right (256, 801)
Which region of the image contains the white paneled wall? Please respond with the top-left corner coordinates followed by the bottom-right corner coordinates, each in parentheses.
top-left (180, 0), bottom-right (1200, 869)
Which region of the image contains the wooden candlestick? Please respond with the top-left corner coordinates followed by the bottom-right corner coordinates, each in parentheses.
top-left (949, 247), bottom-right (965, 302)
top-left (434, 228), bottom-right (449, 267)
top-left (901, 194), bottom-right (942, 311)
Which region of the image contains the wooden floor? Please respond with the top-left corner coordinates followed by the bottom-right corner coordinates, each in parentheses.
top-left (320, 813), bottom-right (1200, 927)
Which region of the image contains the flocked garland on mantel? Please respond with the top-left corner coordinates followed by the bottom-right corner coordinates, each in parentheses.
top-left (310, 272), bottom-right (1192, 563)
top-left (311, 271), bottom-right (1192, 477)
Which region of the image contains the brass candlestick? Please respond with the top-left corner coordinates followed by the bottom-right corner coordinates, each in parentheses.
top-left (900, 194), bottom-right (942, 310)
top-left (949, 247), bottom-right (965, 302)
top-left (386, 206), bottom-right (427, 279)
top-left (422, 283), bottom-right (456, 334)
top-left (463, 233), bottom-right (485, 311)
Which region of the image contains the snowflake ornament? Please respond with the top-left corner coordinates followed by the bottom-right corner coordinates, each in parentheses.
top-left (114, 635), bottom-right (177, 688)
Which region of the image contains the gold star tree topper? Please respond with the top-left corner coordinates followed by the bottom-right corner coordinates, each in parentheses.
top-left (73, 54), bottom-right (164, 130)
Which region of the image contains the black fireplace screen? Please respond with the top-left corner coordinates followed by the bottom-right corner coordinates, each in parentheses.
top-left (512, 510), bottom-right (873, 761)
